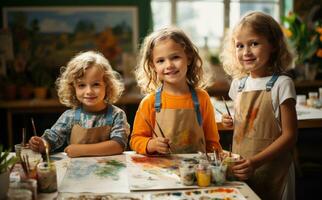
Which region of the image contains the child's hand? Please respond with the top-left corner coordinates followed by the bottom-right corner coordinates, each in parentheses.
top-left (146, 137), bottom-right (170, 154)
top-left (29, 136), bottom-right (46, 153)
top-left (232, 158), bottom-right (254, 180)
top-left (222, 114), bottom-right (233, 128)
top-left (64, 144), bottom-right (85, 158)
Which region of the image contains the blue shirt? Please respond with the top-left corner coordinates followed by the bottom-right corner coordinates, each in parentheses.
top-left (42, 105), bottom-right (130, 152)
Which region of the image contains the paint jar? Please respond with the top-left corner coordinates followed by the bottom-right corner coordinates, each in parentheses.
top-left (9, 179), bottom-right (37, 200)
top-left (307, 92), bottom-right (318, 107)
top-left (296, 95), bottom-right (306, 106)
top-left (223, 154), bottom-right (240, 181)
top-left (7, 188), bottom-right (32, 200)
top-left (20, 148), bottom-right (42, 180)
top-left (179, 159), bottom-right (197, 186)
top-left (37, 162), bottom-right (57, 193)
top-left (195, 160), bottom-right (211, 187)
top-left (210, 164), bottom-right (227, 185)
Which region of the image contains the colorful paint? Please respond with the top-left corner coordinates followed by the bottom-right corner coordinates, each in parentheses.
top-left (127, 154), bottom-right (200, 190)
top-left (150, 187), bottom-right (247, 200)
top-left (59, 155), bottom-right (129, 193)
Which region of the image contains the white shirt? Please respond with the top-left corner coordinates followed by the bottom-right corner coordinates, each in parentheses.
top-left (229, 75), bottom-right (296, 119)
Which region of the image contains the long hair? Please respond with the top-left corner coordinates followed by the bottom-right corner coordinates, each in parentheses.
top-left (220, 11), bottom-right (295, 78)
top-left (135, 26), bottom-right (208, 94)
top-left (56, 51), bottom-right (124, 108)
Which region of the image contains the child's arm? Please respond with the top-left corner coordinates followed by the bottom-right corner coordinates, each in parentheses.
top-left (233, 98), bottom-right (297, 180)
top-left (65, 107), bottom-right (130, 157)
top-left (64, 140), bottom-right (124, 157)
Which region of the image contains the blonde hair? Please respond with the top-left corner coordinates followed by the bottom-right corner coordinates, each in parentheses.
top-left (56, 51), bottom-right (124, 108)
top-left (220, 11), bottom-right (295, 78)
top-left (135, 26), bottom-right (207, 94)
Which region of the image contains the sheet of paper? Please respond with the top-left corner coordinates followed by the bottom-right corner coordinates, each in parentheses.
top-left (296, 105), bottom-right (322, 120)
top-left (126, 154), bottom-right (199, 191)
top-left (59, 155), bottom-right (129, 193)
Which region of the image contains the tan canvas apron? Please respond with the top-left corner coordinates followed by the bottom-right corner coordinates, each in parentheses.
top-left (153, 86), bottom-right (206, 153)
top-left (70, 106), bottom-right (112, 145)
top-left (233, 75), bottom-right (292, 200)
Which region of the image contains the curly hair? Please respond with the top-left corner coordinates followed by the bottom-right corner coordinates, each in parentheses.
top-left (220, 11), bottom-right (295, 78)
top-left (135, 26), bottom-right (208, 94)
top-left (56, 51), bottom-right (124, 108)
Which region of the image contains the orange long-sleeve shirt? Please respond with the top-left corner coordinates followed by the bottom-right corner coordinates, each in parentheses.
top-left (130, 88), bottom-right (222, 154)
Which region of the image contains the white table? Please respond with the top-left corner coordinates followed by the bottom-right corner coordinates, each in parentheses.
top-left (34, 152), bottom-right (260, 200)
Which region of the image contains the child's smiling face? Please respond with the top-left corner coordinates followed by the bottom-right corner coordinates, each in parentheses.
top-left (234, 26), bottom-right (274, 78)
top-left (152, 38), bottom-right (190, 92)
top-left (74, 66), bottom-right (107, 112)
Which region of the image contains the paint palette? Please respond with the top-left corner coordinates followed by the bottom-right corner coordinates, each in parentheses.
top-left (149, 187), bottom-right (247, 200)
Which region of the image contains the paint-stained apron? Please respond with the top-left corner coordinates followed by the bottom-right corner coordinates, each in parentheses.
top-left (233, 75), bottom-right (292, 200)
top-left (70, 106), bottom-right (112, 144)
top-left (153, 86), bottom-right (206, 153)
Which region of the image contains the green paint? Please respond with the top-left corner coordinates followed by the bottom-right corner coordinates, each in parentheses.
top-left (94, 159), bottom-right (125, 180)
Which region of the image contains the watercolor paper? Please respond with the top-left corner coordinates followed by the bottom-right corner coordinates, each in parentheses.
top-left (59, 155), bottom-right (129, 193)
top-left (127, 154), bottom-right (199, 190)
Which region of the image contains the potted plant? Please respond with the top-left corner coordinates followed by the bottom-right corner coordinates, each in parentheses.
top-left (30, 62), bottom-right (53, 99)
top-left (0, 145), bottom-right (17, 200)
top-left (283, 12), bottom-right (321, 80)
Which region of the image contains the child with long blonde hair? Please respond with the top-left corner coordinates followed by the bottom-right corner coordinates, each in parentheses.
top-left (29, 51), bottom-right (129, 157)
top-left (221, 11), bottom-right (297, 200)
top-left (130, 26), bottom-right (222, 155)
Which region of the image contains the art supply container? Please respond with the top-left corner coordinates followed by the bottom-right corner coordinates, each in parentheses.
top-left (37, 162), bottom-right (57, 193)
top-left (195, 160), bottom-right (211, 187)
top-left (7, 188), bottom-right (32, 200)
top-left (211, 164), bottom-right (227, 185)
top-left (20, 147), bottom-right (43, 180)
top-left (223, 154), bottom-right (240, 181)
top-left (14, 144), bottom-right (24, 159)
top-left (296, 95), bottom-right (306, 106)
top-left (9, 179), bottom-right (37, 200)
top-left (307, 92), bottom-right (318, 107)
top-left (179, 160), bottom-right (197, 186)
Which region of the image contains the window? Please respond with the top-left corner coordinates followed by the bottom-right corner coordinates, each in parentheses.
top-left (151, 0), bottom-right (286, 51)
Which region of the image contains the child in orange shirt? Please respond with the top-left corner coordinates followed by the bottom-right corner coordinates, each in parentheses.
top-left (130, 26), bottom-right (222, 155)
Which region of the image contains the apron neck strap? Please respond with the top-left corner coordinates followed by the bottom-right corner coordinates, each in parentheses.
top-left (155, 87), bottom-right (163, 112)
top-left (266, 74), bottom-right (279, 91)
top-left (238, 76), bottom-right (248, 92)
top-left (154, 85), bottom-right (202, 126)
top-left (237, 75), bottom-right (279, 92)
top-left (74, 105), bottom-right (113, 125)
top-left (190, 86), bottom-right (202, 126)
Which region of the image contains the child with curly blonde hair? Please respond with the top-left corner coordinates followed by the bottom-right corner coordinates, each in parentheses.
top-left (220, 11), bottom-right (297, 200)
top-left (29, 51), bottom-right (129, 157)
top-left (130, 26), bottom-right (222, 155)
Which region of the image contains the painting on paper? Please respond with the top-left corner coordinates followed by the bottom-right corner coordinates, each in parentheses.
top-left (126, 154), bottom-right (199, 190)
top-left (59, 155), bottom-right (129, 193)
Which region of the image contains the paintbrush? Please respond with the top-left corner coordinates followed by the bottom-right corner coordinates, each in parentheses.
top-left (22, 128), bottom-right (26, 147)
top-left (222, 96), bottom-right (231, 117)
top-left (155, 120), bottom-right (173, 153)
top-left (215, 108), bottom-right (223, 115)
top-left (31, 117), bottom-right (37, 136)
top-left (139, 113), bottom-right (158, 138)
